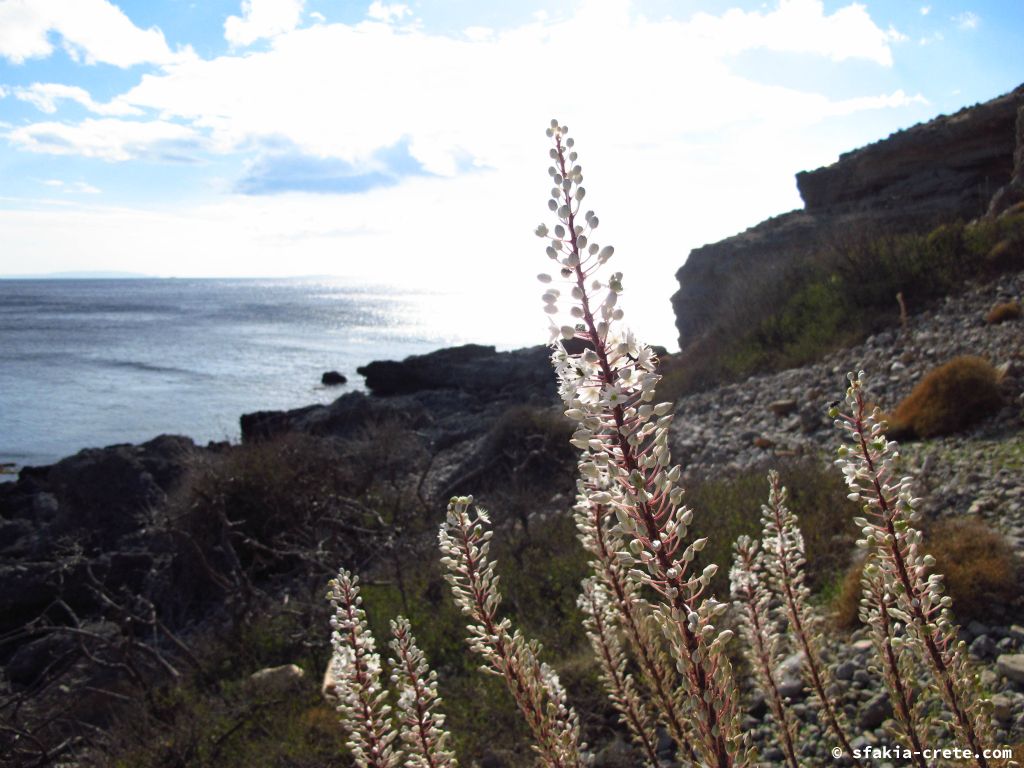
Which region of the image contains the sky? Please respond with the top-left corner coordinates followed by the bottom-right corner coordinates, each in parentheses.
top-left (1, 0), bottom-right (1022, 347)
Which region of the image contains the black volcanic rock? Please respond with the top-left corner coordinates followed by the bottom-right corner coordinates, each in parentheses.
top-left (321, 370), bottom-right (347, 385)
top-left (672, 84), bottom-right (1024, 348)
top-left (45, 435), bottom-right (194, 548)
top-left (0, 436), bottom-right (198, 635)
top-left (241, 391), bottom-right (431, 442)
top-left (356, 343), bottom-right (554, 398)
top-left (242, 344), bottom-right (559, 448)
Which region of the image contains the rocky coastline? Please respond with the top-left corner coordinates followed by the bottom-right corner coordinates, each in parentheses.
top-left (3, 84), bottom-right (1024, 765)
top-left (2, 265), bottom-right (1023, 763)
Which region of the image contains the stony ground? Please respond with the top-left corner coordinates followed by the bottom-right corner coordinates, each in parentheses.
top-left (666, 270), bottom-right (1024, 765)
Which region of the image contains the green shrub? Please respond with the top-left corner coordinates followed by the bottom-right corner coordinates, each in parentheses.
top-left (888, 356), bottom-right (1003, 439)
top-left (665, 215), bottom-right (1024, 401)
top-left (685, 457), bottom-right (859, 598)
top-left (94, 602), bottom-right (348, 768)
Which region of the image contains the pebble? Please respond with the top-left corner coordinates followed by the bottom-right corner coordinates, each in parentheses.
top-left (996, 654), bottom-right (1024, 685)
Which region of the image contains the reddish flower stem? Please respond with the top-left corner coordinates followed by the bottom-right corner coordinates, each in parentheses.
top-left (554, 133), bottom-right (735, 768)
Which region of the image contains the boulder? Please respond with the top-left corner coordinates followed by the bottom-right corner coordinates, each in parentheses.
top-left (4, 631), bottom-right (77, 686)
top-left (46, 435), bottom-right (195, 547)
top-left (249, 664), bottom-right (306, 693)
top-left (970, 634), bottom-right (998, 659)
top-left (990, 693), bottom-right (1015, 723)
top-left (321, 370), bottom-right (347, 386)
top-left (768, 399), bottom-right (799, 416)
top-left (322, 660), bottom-right (340, 701)
top-left (858, 692), bottom-right (892, 730)
top-left (356, 343), bottom-right (554, 398)
top-left (834, 660), bottom-right (857, 681)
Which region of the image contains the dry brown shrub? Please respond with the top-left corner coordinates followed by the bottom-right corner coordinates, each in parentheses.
top-left (985, 299), bottom-right (1022, 325)
top-left (833, 517), bottom-right (1019, 628)
top-left (888, 356), bottom-right (1003, 439)
top-left (927, 518), bottom-right (1020, 620)
top-left (833, 556), bottom-right (867, 630)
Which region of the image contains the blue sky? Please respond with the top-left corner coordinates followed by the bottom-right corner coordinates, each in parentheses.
top-left (1, 0), bottom-right (1021, 345)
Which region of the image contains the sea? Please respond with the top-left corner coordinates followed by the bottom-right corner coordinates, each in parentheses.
top-left (0, 277), bottom-right (540, 472)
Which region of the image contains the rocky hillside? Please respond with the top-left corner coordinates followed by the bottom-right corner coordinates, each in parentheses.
top-left (672, 83), bottom-right (1024, 349)
top-left (669, 268), bottom-right (1024, 759)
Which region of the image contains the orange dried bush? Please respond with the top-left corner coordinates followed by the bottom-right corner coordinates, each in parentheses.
top-left (927, 518), bottom-right (1020, 621)
top-left (833, 518), bottom-right (1018, 628)
top-left (888, 356), bottom-right (1003, 439)
top-left (833, 556), bottom-right (867, 630)
top-left (985, 300), bottom-right (1022, 325)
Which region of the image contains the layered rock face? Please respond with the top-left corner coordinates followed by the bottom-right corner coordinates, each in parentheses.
top-left (672, 83), bottom-right (1024, 348)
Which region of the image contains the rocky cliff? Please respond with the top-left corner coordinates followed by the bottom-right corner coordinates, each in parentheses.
top-left (672, 83), bottom-right (1024, 348)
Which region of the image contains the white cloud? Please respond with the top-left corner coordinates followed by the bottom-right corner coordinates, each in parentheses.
top-left (884, 25), bottom-right (908, 43)
top-left (822, 89), bottom-right (928, 116)
top-left (919, 31), bottom-right (944, 45)
top-left (95, 0), bottom-right (905, 174)
top-left (920, 5), bottom-right (931, 15)
top-left (40, 179), bottom-right (102, 194)
top-left (953, 11), bottom-right (980, 30)
top-left (0, 84), bottom-right (8, 99)
top-left (6, 118), bottom-right (207, 161)
top-left (0, 0), bottom-right (926, 344)
top-left (686, 0), bottom-right (898, 66)
top-left (16, 83), bottom-right (142, 116)
top-left (225, 0), bottom-right (305, 47)
top-left (0, 0), bottom-right (188, 67)
top-left (464, 26), bottom-right (494, 42)
top-left (367, 2), bottom-right (411, 24)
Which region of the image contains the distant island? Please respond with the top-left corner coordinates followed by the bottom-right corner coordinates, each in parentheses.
top-left (0, 270), bottom-right (155, 280)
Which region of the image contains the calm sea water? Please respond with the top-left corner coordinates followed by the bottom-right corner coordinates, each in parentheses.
top-left (0, 277), bottom-right (536, 469)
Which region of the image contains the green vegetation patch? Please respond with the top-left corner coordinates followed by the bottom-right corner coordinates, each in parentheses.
top-left (665, 213), bottom-right (1024, 400)
top-left (685, 456), bottom-right (860, 599)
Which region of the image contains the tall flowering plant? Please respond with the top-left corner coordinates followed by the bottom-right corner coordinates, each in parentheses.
top-left (535, 119), bottom-right (746, 768)
top-left (324, 123), bottom-right (1013, 768)
top-left (327, 570), bottom-right (456, 768)
top-left (833, 373), bottom-right (1003, 768)
top-left (438, 497), bottom-right (585, 768)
